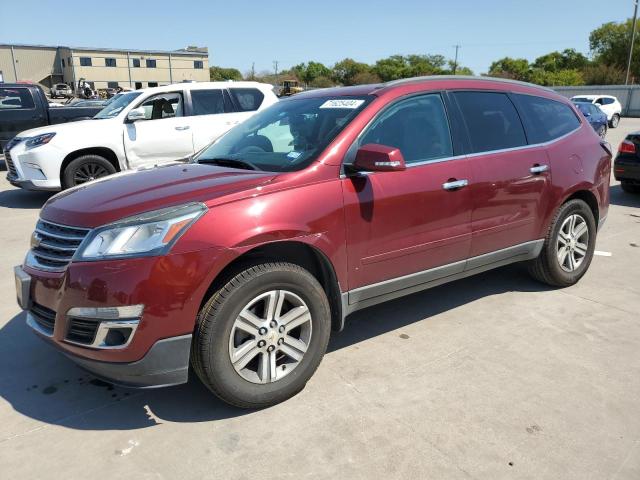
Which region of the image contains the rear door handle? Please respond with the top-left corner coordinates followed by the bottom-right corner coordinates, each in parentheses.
top-left (530, 164), bottom-right (549, 174)
top-left (175, 126), bottom-right (190, 131)
top-left (442, 179), bottom-right (469, 191)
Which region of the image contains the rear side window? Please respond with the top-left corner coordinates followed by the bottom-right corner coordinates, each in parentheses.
top-left (453, 91), bottom-right (526, 153)
top-left (191, 89), bottom-right (225, 116)
top-left (600, 97), bottom-right (615, 105)
top-left (229, 88), bottom-right (264, 111)
top-left (360, 93), bottom-right (453, 164)
top-left (0, 87), bottom-right (35, 109)
top-left (514, 94), bottom-right (580, 144)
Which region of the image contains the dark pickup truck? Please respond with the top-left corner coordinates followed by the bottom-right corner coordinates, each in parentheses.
top-left (0, 83), bottom-right (103, 151)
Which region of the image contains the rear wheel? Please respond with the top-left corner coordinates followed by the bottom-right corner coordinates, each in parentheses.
top-left (609, 114), bottom-right (620, 128)
top-left (61, 154), bottom-right (116, 189)
top-left (192, 262), bottom-right (331, 408)
top-left (528, 199), bottom-right (596, 287)
top-left (621, 181), bottom-right (640, 194)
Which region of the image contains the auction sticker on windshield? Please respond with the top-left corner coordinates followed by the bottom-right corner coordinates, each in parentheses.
top-left (319, 99), bottom-right (365, 109)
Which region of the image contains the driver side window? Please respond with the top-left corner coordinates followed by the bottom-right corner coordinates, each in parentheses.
top-left (360, 94), bottom-right (453, 164)
top-left (139, 92), bottom-right (184, 120)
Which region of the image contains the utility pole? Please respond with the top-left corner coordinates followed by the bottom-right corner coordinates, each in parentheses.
top-left (626, 0), bottom-right (639, 85)
top-left (251, 62), bottom-right (255, 80)
top-left (452, 44), bottom-right (461, 75)
top-left (273, 60), bottom-right (279, 87)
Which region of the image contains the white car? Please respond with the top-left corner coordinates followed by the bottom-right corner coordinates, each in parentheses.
top-left (5, 82), bottom-right (277, 191)
top-left (570, 94), bottom-right (622, 128)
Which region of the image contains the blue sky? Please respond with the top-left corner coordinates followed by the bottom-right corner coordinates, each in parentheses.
top-left (1, 0), bottom-right (634, 75)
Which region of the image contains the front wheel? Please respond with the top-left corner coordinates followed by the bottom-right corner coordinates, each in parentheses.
top-left (61, 154), bottom-right (116, 189)
top-left (528, 199), bottom-right (596, 287)
top-left (192, 262), bottom-right (331, 408)
top-left (609, 114), bottom-right (620, 128)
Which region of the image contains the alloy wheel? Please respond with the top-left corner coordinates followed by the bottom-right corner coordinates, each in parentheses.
top-left (556, 214), bottom-right (589, 272)
top-left (73, 163), bottom-right (110, 184)
top-left (228, 290), bottom-right (312, 384)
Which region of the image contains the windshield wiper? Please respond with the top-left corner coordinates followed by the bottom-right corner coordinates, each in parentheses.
top-left (198, 157), bottom-right (258, 171)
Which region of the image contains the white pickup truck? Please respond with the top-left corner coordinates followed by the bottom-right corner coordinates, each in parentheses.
top-left (5, 82), bottom-right (277, 191)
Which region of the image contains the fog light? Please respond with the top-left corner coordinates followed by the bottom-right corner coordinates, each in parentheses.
top-left (104, 328), bottom-right (132, 347)
top-left (65, 305), bottom-right (143, 349)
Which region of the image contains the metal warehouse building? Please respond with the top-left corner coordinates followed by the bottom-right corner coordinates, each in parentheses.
top-left (0, 43), bottom-right (210, 91)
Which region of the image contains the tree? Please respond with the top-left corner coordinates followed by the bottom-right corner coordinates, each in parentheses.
top-left (209, 66), bottom-right (242, 81)
top-left (488, 57), bottom-right (531, 81)
top-left (582, 63), bottom-right (626, 85)
top-left (332, 58), bottom-right (371, 85)
top-left (532, 49), bottom-right (589, 72)
top-left (352, 71), bottom-right (382, 85)
top-left (291, 61), bottom-right (332, 85)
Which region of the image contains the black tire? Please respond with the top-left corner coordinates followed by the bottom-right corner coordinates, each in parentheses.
top-left (597, 124), bottom-right (607, 138)
top-left (528, 199), bottom-right (596, 287)
top-left (609, 114), bottom-right (620, 128)
top-left (61, 154), bottom-right (116, 189)
top-left (192, 262), bottom-right (331, 408)
top-left (621, 181), bottom-right (640, 194)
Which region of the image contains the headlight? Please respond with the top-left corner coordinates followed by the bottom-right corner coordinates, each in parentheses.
top-left (25, 133), bottom-right (56, 150)
top-left (77, 202), bottom-right (207, 260)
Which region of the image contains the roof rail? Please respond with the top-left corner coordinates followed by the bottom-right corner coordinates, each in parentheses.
top-left (380, 75), bottom-right (555, 92)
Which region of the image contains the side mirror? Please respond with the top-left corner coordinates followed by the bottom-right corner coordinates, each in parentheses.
top-left (126, 107), bottom-right (146, 122)
top-left (351, 144), bottom-right (406, 173)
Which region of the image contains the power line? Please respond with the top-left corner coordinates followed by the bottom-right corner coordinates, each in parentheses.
top-left (626, 0), bottom-right (639, 85)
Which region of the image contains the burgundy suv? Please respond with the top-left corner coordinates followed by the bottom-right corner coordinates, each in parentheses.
top-left (14, 77), bottom-right (611, 408)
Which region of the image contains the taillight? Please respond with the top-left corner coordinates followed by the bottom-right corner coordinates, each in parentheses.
top-left (619, 140), bottom-right (636, 154)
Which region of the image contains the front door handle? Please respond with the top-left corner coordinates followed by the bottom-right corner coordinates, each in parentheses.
top-left (442, 179), bottom-right (469, 191)
top-left (175, 126), bottom-right (190, 131)
top-left (530, 164), bottom-right (549, 174)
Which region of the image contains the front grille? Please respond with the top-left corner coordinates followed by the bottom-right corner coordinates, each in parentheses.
top-left (66, 318), bottom-right (99, 345)
top-left (4, 150), bottom-right (17, 178)
top-left (30, 220), bottom-right (91, 271)
top-left (30, 303), bottom-right (56, 333)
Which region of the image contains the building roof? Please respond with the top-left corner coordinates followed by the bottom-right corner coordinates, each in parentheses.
top-left (0, 43), bottom-right (208, 57)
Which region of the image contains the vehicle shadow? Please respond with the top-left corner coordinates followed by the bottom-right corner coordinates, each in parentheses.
top-left (609, 184), bottom-right (640, 208)
top-left (0, 264), bottom-right (550, 433)
top-left (0, 188), bottom-right (54, 209)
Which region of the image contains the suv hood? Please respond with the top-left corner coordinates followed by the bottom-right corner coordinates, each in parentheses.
top-left (17, 118), bottom-right (112, 138)
top-left (42, 163), bottom-right (277, 228)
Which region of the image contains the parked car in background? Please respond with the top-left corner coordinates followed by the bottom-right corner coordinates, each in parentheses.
top-left (50, 83), bottom-right (72, 99)
top-left (571, 94), bottom-right (622, 128)
top-left (66, 99), bottom-right (109, 108)
top-left (614, 133), bottom-right (640, 194)
top-left (5, 82), bottom-right (277, 191)
top-left (0, 83), bottom-right (103, 152)
top-left (573, 101), bottom-right (608, 138)
top-left (13, 76), bottom-right (611, 408)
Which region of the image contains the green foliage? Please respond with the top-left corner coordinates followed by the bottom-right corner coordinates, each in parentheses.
top-left (332, 58), bottom-right (371, 85)
top-left (209, 66), bottom-right (243, 81)
top-left (582, 63), bottom-right (626, 85)
top-left (372, 54), bottom-right (452, 81)
top-left (532, 49), bottom-right (589, 72)
top-left (291, 61), bottom-right (332, 85)
top-left (488, 57), bottom-right (531, 81)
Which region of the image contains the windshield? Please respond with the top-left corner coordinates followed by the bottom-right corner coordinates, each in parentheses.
top-left (195, 95), bottom-right (373, 172)
top-left (573, 103), bottom-right (589, 114)
top-left (572, 97), bottom-right (592, 103)
top-left (94, 91), bottom-right (142, 119)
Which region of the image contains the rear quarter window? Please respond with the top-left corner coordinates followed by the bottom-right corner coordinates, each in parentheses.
top-left (514, 94), bottom-right (581, 144)
top-left (452, 91), bottom-right (527, 153)
top-left (229, 88), bottom-right (264, 112)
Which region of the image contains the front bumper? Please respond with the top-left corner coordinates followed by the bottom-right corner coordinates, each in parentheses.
top-left (61, 333), bottom-right (192, 388)
top-left (16, 246), bottom-right (226, 387)
top-left (4, 143), bottom-right (64, 191)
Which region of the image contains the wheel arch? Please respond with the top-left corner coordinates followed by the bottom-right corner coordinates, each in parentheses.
top-left (563, 188), bottom-right (600, 226)
top-left (60, 147), bottom-right (121, 179)
top-left (200, 240), bottom-right (345, 332)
